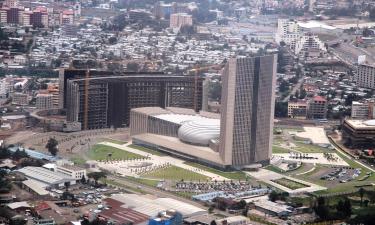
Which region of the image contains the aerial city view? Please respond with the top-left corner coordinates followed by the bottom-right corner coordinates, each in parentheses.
top-left (2, 0), bottom-right (375, 224)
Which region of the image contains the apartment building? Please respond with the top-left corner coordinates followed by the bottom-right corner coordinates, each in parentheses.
top-left (36, 93), bottom-right (53, 110)
top-left (356, 64), bottom-right (375, 89)
top-left (12, 93), bottom-right (28, 106)
top-left (288, 100), bottom-right (307, 119)
top-left (170, 13), bottom-right (192, 29)
top-left (307, 96), bottom-right (327, 119)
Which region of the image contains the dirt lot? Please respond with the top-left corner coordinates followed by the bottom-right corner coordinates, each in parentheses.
top-left (5, 128), bottom-right (130, 158)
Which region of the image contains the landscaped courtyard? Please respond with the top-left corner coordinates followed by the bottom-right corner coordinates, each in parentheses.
top-left (273, 178), bottom-right (309, 190)
top-left (142, 165), bottom-right (210, 181)
top-left (88, 144), bottom-right (143, 160)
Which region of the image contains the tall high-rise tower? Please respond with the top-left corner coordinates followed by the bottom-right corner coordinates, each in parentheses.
top-left (219, 55), bottom-right (277, 168)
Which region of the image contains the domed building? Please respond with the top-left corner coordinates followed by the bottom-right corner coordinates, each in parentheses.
top-left (129, 55), bottom-right (277, 169)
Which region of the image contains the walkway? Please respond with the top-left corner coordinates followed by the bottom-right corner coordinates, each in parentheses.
top-left (246, 169), bottom-right (326, 194)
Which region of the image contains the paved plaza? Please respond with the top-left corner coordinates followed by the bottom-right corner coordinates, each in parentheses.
top-left (295, 127), bottom-right (330, 145)
top-left (97, 142), bottom-right (228, 181)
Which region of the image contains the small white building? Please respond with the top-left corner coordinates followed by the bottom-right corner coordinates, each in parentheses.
top-left (215, 215), bottom-right (251, 225)
top-left (56, 164), bottom-right (87, 180)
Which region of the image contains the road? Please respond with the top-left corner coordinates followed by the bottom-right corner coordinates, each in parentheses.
top-left (329, 137), bottom-right (375, 173)
top-left (282, 76), bottom-right (305, 102)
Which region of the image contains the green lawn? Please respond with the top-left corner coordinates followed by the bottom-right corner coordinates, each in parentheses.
top-left (70, 156), bottom-right (86, 165)
top-left (100, 178), bottom-right (147, 194)
top-left (125, 176), bottom-right (160, 187)
top-left (273, 178), bottom-right (309, 190)
top-left (128, 144), bottom-right (166, 156)
top-left (294, 142), bottom-right (330, 153)
top-left (265, 165), bottom-right (285, 173)
top-left (88, 144), bottom-right (143, 160)
top-left (143, 165), bottom-right (209, 181)
top-left (272, 145), bottom-right (290, 154)
top-left (184, 162), bottom-right (248, 180)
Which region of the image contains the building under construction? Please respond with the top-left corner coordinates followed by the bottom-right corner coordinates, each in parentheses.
top-left (62, 69), bottom-right (204, 130)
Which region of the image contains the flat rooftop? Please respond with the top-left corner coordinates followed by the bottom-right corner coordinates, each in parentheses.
top-left (154, 114), bottom-right (219, 125)
top-left (345, 119), bottom-right (375, 129)
top-left (17, 166), bottom-right (75, 185)
top-left (109, 193), bottom-right (205, 217)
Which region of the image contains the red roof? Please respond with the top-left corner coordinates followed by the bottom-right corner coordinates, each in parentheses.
top-left (313, 96), bottom-right (326, 102)
top-left (103, 198), bottom-right (124, 209)
top-left (100, 198), bottom-right (149, 225)
top-left (35, 201), bottom-right (51, 213)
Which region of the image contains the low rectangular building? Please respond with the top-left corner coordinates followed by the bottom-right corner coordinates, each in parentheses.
top-left (253, 200), bottom-right (292, 217)
top-left (17, 166), bottom-right (76, 188)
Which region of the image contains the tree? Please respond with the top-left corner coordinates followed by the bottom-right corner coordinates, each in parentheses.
top-left (127, 62), bottom-right (139, 72)
top-left (343, 198), bottom-right (352, 218)
top-left (359, 187), bottom-right (365, 206)
top-left (0, 147), bottom-right (11, 159)
top-left (0, 27), bottom-right (8, 41)
top-left (279, 79), bottom-right (290, 93)
top-left (336, 199), bottom-right (345, 218)
top-left (269, 190), bottom-right (279, 202)
top-left (46, 138), bottom-right (58, 156)
top-left (0, 170), bottom-right (11, 193)
top-left (108, 36), bottom-right (117, 45)
top-left (81, 175), bottom-right (86, 184)
top-left (367, 190), bottom-right (375, 204)
top-left (208, 206), bottom-right (214, 214)
top-left (88, 172), bottom-right (106, 185)
top-left (274, 101), bottom-right (288, 117)
top-left (370, 7), bottom-right (375, 21)
top-left (345, 93), bottom-right (359, 106)
top-left (314, 197), bottom-right (329, 220)
top-left (238, 200), bottom-right (247, 209)
top-left (299, 88), bottom-right (307, 99)
top-left (12, 149), bottom-right (28, 160)
top-left (64, 181), bottom-right (70, 192)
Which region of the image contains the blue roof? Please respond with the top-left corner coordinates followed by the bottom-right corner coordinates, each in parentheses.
top-left (8, 147), bottom-right (58, 161)
top-left (192, 188), bottom-right (271, 201)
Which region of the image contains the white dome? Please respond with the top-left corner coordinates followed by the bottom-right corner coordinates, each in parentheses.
top-left (178, 119), bottom-right (220, 146)
top-left (364, 120), bottom-right (375, 126)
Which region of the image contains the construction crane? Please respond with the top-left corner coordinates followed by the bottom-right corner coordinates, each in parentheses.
top-left (189, 63), bottom-right (225, 111)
